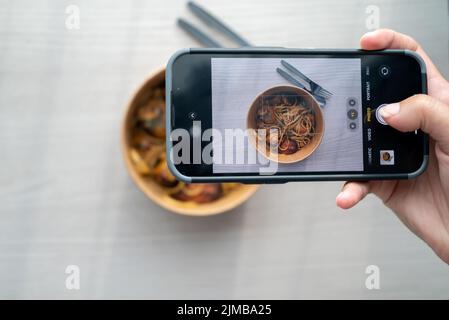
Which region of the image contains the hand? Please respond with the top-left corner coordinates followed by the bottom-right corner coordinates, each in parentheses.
top-left (336, 29), bottom-right (449, 264)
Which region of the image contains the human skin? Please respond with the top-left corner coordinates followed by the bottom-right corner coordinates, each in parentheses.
top-left (336, 29), bottom-right (449, 264)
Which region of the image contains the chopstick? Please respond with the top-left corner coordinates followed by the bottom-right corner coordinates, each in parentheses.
top-left (177, 18), bottom-right (223, 48)
top-left (187, 1), bottom-right (251, 47)
top-left (280, 60), bottom-right (313, 90)
top-left (276, 67), bottom-right (326, 107)
top-left (276, 67), bottom-right (308, 90)
top-left (281, 60), bottom-right (332, 98)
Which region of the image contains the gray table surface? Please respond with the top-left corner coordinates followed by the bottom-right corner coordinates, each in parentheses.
top-left (0, 0), bottom-right (448, 299)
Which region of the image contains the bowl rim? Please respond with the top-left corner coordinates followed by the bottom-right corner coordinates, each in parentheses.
top-left (246, 84), bottom-right (325, 164)
top-left (121, 68), bottom-right (259, 216)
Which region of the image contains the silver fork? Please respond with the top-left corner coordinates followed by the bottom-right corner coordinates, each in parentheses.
top-left (280, 60), bottom-right (332, 99)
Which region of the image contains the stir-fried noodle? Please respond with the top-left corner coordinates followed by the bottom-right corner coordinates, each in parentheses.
top-left (256, 95), bottom-right (316, 155)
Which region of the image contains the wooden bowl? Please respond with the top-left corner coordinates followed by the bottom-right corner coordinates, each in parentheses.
top-left (247, 85), bottom-right (325, 164)
top-left (121, 68), bottom-right (259, 216)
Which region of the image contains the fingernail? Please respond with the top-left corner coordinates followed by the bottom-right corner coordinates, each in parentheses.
top-left (380, 103), bottom-right (400, 118)
top-left (364, 30), bottom-right (378, 37)
top-left (337, 190), bottom-right (348, 200)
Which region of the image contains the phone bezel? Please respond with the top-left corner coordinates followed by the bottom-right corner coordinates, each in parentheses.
top-left (166, 48), bottom-right (428, 183)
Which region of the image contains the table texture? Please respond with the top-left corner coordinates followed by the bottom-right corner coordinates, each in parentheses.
top-left (0, 0), bottom-right (448, 299)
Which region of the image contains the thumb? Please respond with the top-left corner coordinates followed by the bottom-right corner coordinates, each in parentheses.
top-left (380, 94), bottom-right (449, 155)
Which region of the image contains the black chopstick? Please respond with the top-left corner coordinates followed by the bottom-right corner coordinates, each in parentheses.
top-left (281, 60), bottom-right (333, 97)
top-left (187, 1), bottom-right (251, 47)
top-left (177, 18), bottom-right (223, 48)
top-left (276, 67), bottom-right (326, 107)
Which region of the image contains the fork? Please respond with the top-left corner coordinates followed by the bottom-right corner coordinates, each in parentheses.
top-left (280, 60), bottom-right (332, 99)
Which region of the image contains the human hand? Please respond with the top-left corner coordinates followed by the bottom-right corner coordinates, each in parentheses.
top-left (336, 29), bottom-right (449, 264)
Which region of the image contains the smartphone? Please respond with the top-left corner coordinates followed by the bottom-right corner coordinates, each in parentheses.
top-left (166, 48), bottom-right (428, 183)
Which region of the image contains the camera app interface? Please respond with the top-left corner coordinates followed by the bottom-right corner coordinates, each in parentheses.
top-left (211, 57), bottom-right (364, 174)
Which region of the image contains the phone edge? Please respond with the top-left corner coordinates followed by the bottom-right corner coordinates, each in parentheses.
top-left (166, 48), bottom-right (194, 183)
top-left (165, 48), bottom-right (429, 183)
top-left (403, 49), bottom-right (429, 179)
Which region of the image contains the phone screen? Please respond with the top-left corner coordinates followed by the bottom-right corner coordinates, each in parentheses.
top-left (170, 50), bottom-right (427, 180)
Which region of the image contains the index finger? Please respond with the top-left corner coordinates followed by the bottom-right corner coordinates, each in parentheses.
top-left (360, 29), bottom-right (440, 80)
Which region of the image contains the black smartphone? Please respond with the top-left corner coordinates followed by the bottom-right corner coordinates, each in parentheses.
top-left (166, 48), bottom-right (428, 183)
